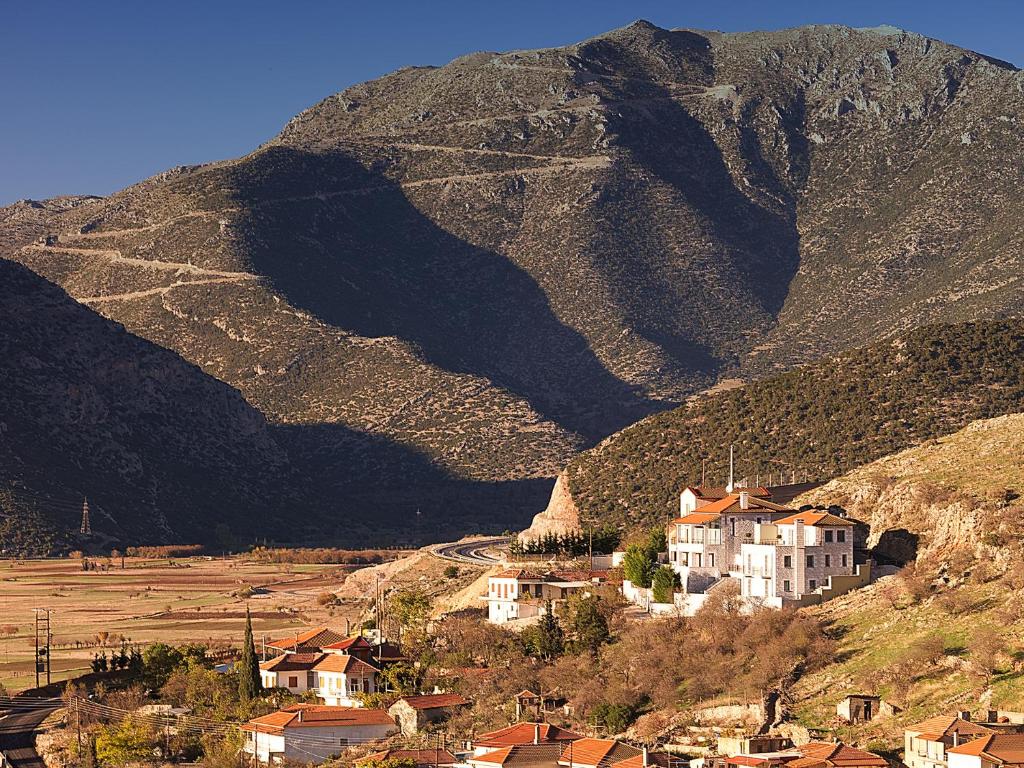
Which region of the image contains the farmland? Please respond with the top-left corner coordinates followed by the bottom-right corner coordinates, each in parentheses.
top-left (0, 556), bottom-right (369, 693)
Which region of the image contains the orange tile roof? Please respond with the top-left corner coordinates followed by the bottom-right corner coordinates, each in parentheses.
top-left (773, 511), bottom-right (853, 527)
top-left (360, 749), bottom-right (458, 766)
top-left (948, 734), bottom-right (1024, 763)
top-left (265, 626), bottom-right (348, 652)
top-left (259, 652), bottom-right (324, 672)
top-left (796, 742), bottom-right (887, 768)
top-left (908, 714), bottom-right (993, 738)
top-left (321, 636), bottom-right (372, 651)
top-left (242, 704), bottom-right (394, 732)
top-left (393, 693), bottom-right (469, 710)
top-left (493, 569), bottom-right (547, 580)
top-left (313, 654), bottom-right (379, 675)
top-left (474, 722), bottom-right (582, 747)
top-left (558, 738), bottom-right (641, 766)
top-left (673, 511), bottom-right (723, 525)
top-left (470, 746), bottom-right (515, 766)
top-left (687, 486), bottom-right (771, 500)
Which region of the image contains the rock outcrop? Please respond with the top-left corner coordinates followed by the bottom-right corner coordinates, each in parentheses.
top-left (518, 471), bottom-right (582, 542)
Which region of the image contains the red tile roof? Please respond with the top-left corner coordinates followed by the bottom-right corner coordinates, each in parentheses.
top-left (796, 742), bottom-right (888, 768)
top-left (321, 636), bottom-right (372, 652)
top-left (908, 714), bottom-right (994, 739)
top-left (673, 511), bottom-right (723, 525)
top-left (392, 693), bottom-right (469, 710)
top-left (558, 738), bottom-right (641, 767)
top-left (242, 704), bottom-right (394, 733)
top-left (948, 734), bottom-right (1024, 763)
top-left (773, 511), bottom-right (853, 527)
top-left (474, 722), bottom-right (583, 748)
top-left (265, 626), bottom-right (348, 652)
top-left (493, 569), bottom-right (548, 580)
top-left (259, 652), bottom-right (323, 672)
top-left (313, 654), bottom-right (379, 675)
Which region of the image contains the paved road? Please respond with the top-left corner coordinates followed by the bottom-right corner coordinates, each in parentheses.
top-left (431, 536), bottom-right (509, 565)
top-left (0, 699), bottom-right (61, 768)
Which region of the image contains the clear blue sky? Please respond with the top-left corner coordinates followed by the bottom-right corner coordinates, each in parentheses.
top-left (2, 0), bottom-right (1021, 205)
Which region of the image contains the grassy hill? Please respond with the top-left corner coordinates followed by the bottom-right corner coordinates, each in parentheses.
top-left (565, 320), bottom-right (1024, 530)
top-left (786, 413), bottom-right (1024, 749)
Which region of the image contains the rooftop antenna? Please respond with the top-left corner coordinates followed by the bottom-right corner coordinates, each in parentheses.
top-left (726, 445), bottom-right (735, 493)
top-left (701, 458), bottom-right (706, 487)
top-left (80, 497), bottom-right (91, 536)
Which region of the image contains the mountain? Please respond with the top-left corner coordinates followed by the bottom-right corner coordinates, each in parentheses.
top-left (554, 320), bottom-right (1024, 532)
top-left (2, 21), bottom-right (1024, 538)
top-left (0, 259), bottom-right (292, 554)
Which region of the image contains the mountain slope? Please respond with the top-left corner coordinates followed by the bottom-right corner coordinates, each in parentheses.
top-left (2, 22), bottom-right (1024, 534)
top-left (785, 414), bottom-right (1024, 743)
top-left (0, 259), bottom-right (292, 553)
top-left (561, 320), bottom-right (1024, 530)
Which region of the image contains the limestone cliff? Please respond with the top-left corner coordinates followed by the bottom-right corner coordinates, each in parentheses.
top-left (796, 413), bottom-right (1024, 568)
top-left (518, 471), bottom-right (582, 542)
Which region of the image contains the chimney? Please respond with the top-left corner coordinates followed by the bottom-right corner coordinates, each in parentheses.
top-left (297, 709), bottom-right (303, 723)
top-left (739, 491), bottom-right (750, 510)
top-left (643, 747), bottom-right (649, 767)
top-left (534, 723), bottom-right (540, 745)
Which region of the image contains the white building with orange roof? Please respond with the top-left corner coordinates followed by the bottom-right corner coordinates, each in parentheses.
top-left (739, 510), bottom-right (867, 605)
top-left (905, 713), bottom-right (995, 768)
top-left (947, 734), bottom-right (1024, 768)
top-left (483, 569), bottom-right (596, 625)
top-left (241, 704), bottom-right (396, 764)
top-left (312, 653), bottom-right (380, 707)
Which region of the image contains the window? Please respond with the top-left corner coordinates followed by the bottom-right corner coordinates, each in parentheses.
top-left (288, 676), bottom-right (298, 688)
top-left (824, 554), bottom-right (831, 567)
top-left (783, 580), bottom-right (791, 592)
top-left (806, 555), bottom-right (814, 567)
top-left (783, 555), bottom-right (792, 568)
top-left (837, 530), bottom-right (846, 542)
top-left (708, 553), bottom-right (715, 568)
top-left (731, 519), bottom-right (737, 535)
top-left (842, 554), bottom-right (848, 567)
top-left (809, 579), bottom-right (817, 589)
top-left (756, 517), bottom-right (762, 524)
top-left (824, 530), bottom-right (833, 542)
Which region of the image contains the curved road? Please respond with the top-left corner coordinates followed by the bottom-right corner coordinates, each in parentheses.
top-left (431, 536), bottom-right (509, 565)
top-left (0, 698), bottom-right (61, 768)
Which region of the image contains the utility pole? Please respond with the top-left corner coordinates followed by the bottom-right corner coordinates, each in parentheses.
top-left (33, 608), bottom-right (51, 688)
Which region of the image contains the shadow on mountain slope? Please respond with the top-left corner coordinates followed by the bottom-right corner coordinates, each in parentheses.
top-left (231, 147), bottom-right (670, 442)
top-left (270, 422), bottom-right (555, 546)
top-left (576, 29), bottom-right (802, 344)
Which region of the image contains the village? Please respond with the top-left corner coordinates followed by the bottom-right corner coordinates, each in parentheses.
top-left (5, 473), bottom-right (1014, 768)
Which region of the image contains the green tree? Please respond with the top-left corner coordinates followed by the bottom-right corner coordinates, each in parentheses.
top-left (651, 566), bottom-right (678, 603)
top-left (522, 604), bottom-right (564, 660)
top-left (238, 606), bottom-right (261, 703)
top-left (622, 543), bottom-right (655, 588)
top-left (565, 594), bottom-right (609, 654)
top-left (95, 715), bottom-right (157, 766)
top-left (389, 588), bottom-right (431, 630)
top-left (141, 643), bottom-right (183, 689)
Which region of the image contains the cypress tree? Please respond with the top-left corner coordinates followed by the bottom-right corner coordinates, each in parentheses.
top-left (238, 605), bottom-right (261, 702)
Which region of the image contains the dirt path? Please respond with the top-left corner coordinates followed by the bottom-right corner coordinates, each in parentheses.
top-left (20, 243), bottom-right (258, 280)
top-left (78, 277), bottom-right (256, 304)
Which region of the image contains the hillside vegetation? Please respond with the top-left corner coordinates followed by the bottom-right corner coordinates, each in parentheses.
top-left (565, 320), bottom-right (1024, 529)
top-left (787, 414), bottom-right (1024, 748)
